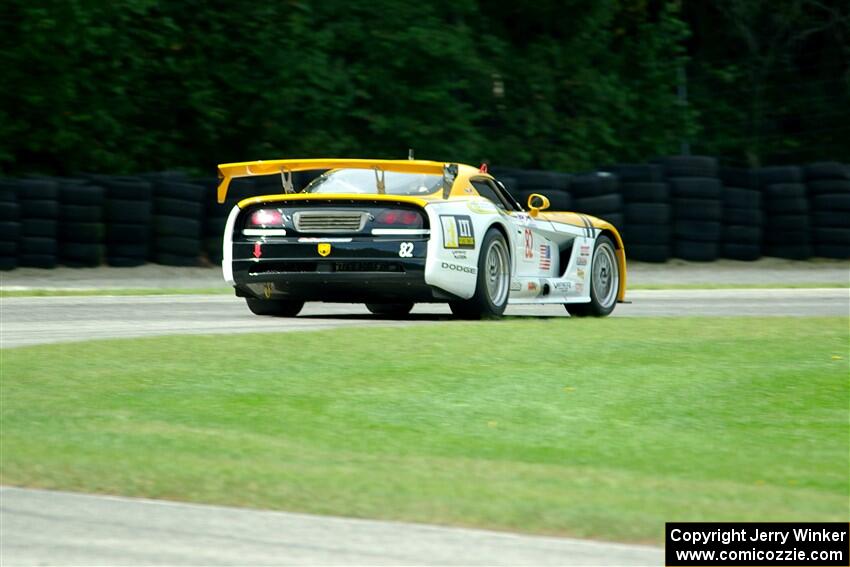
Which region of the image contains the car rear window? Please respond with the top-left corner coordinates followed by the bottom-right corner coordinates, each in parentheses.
top-left (304, 169), bottom-right (442, 196)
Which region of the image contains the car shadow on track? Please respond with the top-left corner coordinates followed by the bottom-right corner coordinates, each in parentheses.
top-left (298, 313), bottom-right (452, 321)
top-left (297, 313), bottom-right (564, 321)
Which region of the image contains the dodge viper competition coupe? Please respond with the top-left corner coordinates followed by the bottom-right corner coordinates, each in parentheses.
top-left (217, 159), bottom-right (627, 319)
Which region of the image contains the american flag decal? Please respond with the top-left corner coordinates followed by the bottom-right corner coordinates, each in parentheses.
top-left (539, 244), bottom-right (551, 270)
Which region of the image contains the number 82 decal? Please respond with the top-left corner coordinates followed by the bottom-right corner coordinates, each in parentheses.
top-left (398, 242), bottom-right (414, 258)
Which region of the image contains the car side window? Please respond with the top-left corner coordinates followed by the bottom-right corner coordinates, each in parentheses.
top-left (493, 180), bottom-right (523, 212)
top-left (470, 180), bottom-right (506, 209)
top-left (471, 179), bottom-right (523, 212)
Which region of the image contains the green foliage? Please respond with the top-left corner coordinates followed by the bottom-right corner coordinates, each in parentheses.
top-left (1, 1), bottom-right (845, 174)
top-left (685, 0), bottom-right (850, 165)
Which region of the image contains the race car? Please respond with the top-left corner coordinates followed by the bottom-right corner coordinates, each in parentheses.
top-left (217, 158), bottom-right (627, 318)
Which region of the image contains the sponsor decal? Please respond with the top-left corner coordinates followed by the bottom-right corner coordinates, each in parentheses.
top-left (580, 244), bottom-right (591, 255)
top-left (398, 241), bottom-right (414, 258)
top-left (440, 215), bottom-right (476, 249)
top-left (576, 268), bottom-right (586, 279)
top-left (577, 256), bottom-right (588, 266)
top-left (466, 200), bottom-right (498, 215)
top-left (576, 283), bottom-right (584, 293)
top-left (464, 186), bottom-right (474, 194)
top-left (510, 281), bottom-right (522, 291)
top-left (524, 228), bottom-right (534, 260)
top-left (441, 261), bottom-right (477, 274)
top-left (539, 244), bottom-right (551, 270)
top-left (317, 242), bottom-right (331, 257)
top-left (513, 212), bottom-right (531, 225)
top-left (451, 250), bottom-right (468, 259)
top-left (528, 281), bottom-right (538, 291)
top-left (554, 281), bottom-right (572, 291)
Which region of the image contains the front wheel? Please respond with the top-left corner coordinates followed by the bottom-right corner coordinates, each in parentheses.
top-left (245, 297), bottom-right (304, 317)
top-left (449, 228), bottom-right (511, 319)
top-left (365, 302), bottom-right (414, 317)
top-left (565, 235), bottom-right (620, 317)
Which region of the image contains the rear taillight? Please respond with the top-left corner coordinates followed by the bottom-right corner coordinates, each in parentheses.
top-left (248, 209), bottom-right (284, 227)
top-left (374, 209), bottom-right (423, 228)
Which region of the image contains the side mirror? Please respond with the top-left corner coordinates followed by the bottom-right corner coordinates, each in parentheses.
top-left (527, 193), bottom-right (550, 217)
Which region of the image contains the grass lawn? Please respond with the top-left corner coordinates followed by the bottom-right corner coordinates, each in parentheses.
top-left (1, 317), bottom-right (848, 543)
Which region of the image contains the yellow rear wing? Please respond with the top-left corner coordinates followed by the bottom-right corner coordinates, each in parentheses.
top-left (216, 158), bottom-right (453, 203)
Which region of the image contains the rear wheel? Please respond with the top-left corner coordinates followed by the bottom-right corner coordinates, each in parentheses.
top-left (245, 297), bottom-right (304, 317)
top-left (449, 228), bottom-right (511, 319)
top-left (565, 235), bottom-right (620, 317)
top-left (365, 302), bottom-right (414, 317)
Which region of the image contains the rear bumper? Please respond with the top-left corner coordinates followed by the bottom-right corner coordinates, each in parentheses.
top-left (231, 237), bottom-right (454, 302)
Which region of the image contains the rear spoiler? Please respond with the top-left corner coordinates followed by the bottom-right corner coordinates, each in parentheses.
top-left (216, 158), bottom-right (452, 203)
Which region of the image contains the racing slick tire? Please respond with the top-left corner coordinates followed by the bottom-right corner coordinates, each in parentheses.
top-left (365, 302), bottom-right (414, 317)
top-left (565, 235), bottom-right (619, 318)
top-left (449, 228), bottom-right (510, 319)
top-left (245, 297), bottom-right (305, 317)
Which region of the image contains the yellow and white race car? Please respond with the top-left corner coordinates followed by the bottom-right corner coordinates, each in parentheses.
top-left (217, 158), bottom-right (627, 318)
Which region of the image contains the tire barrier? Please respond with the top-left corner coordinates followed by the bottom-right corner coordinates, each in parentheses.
top-left (59, 179), bottom-right (105, 267)
top-left (720, 167), bottom-right (762, 260)
top-left (148, 172), bottom-right (205, 267)
top-left (91, 175), bottom-right (154, 267)
top-left (16, 178), bottom-right (60, 268)
top-left (604, 164), bottom-right (669, 263)
top-left (0, 160), bottom-right (846, 269)
top-left (0, 180), bottom-right (20, 270)
top-left (663, 156), bottom-right (722, 262)
top-left (197, 177), bottom-right (225, 265)
top-left (805, 162), bottom-right (850, 259)
top-left (758, 166), bottom-right (811, 260)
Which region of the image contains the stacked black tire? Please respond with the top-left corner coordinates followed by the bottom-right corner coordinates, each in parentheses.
top-left (570, 172), bottom-right (622, 228)
top-left (511, 170), bottom-right (572, 211)
top-left (805, 162), bottom-right (850, 259)
top-left (720, 168), bottom-right (762, 260)
top-left (149, 175), bottom-right (204, 266)
top-left (16, 179), bottom-right (60, 268)
top-left (59, 179), bottom-right (106, 267)
top-left (200, 178), bottom-right (224, 264)
top-left (661, 156), bottom-right (722, 261)
top-left (99, 176), bottom-right (153, 267)
top-left (603, 164), bottom-right (670, 262)
top-left (757, 166), bottom-right (811, 260)
top-left (0, 181), bottom-right (20, 270)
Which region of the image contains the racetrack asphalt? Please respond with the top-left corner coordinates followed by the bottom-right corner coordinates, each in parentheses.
top-left (1, 288), bottom-right (847, 348)
top-left (0, 487), bottom-right (662, 566)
